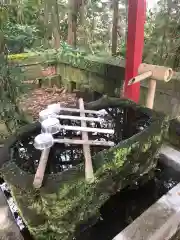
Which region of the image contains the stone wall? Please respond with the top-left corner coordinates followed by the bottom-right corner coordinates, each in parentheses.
top-left (56, 61), bottom-right (125, 95)
top-left (140, 78), bottom-right (180, 118)
top-left (10, 51), bottom-right (180, 117)
top-left (9, 51), bottom-right (125, 96)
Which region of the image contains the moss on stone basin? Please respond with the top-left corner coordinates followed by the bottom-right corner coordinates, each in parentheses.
top-left (0, 97), bottom-right (168, 240)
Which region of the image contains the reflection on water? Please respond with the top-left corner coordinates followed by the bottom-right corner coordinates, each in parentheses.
top-left (11, 107), bottom-right (151, 174)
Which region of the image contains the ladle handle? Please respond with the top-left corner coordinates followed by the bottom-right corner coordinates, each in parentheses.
top-left (57, 114), bottom-right (103, 122)
top-left (60, 107), bottom-right (99, 115)
top-left (33, 148), bottom-right (51, 189)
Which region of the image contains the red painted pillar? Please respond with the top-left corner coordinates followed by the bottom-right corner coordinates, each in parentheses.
top-left (124, 0), bottom-right (146, 103)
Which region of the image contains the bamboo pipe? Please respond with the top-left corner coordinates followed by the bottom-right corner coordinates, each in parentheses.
top-left (128, 63), bottom-right (173, 109)
top-left (79, 98), bottom-right (94, 183)
top-left (138, 64), bottom-right (173, 82)
top-left (128, 64), bottom-right (173, 86)
top-left (33, 148), bottom-right (51, 189)
top-left (139, 64), bottom-right (173, 109)
top-left (128, 71), bottom-right (152, 86)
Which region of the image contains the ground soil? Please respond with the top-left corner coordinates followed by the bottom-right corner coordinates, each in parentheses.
top-left (20, 87), bottom-right (77, 120)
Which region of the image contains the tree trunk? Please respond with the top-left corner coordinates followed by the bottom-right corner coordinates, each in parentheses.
top-left (52, 0), bottom-right (61, 49)
top-left (80, 0), bottom-right (85, 25)
top-left (111, 0), bottom-right (119, 56)
top-left (173, 45), bottom-right (180, 70)
top-left (52, 27), bottom-right (61, 49)
top-left (0, 31), bottom-right (5, 55)
top-left (44, 0), bottom-right (52, 47)
top-left (67, 0), bottom-right (78, 47)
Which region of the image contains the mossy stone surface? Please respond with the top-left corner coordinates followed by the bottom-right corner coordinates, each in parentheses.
top-left (9, 50), bottom-right (125, 95)
top-left (0, 97), bottom-right (168, 240)
top-left (166, 118), bottom-right (180, 147)
top-left (55, 52), bottom-right (125, 95)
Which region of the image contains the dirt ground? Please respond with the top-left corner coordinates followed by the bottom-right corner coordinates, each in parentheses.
top-left (20, 87), bottom-right (77, 120)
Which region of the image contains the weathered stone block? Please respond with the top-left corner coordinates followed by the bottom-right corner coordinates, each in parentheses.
top-left (9, 50), bottom-right (125, 96)
top-left (167, 119), bottom-right (180, 148)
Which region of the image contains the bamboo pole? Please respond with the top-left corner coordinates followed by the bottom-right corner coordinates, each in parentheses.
top-left (138, 64), bottom-right (173, 82)
top-left (33, 148), bottom-right (51, 189)
top-left (79, 98), bottom-right (94, 183)
top-left (146, 79), bottom-right (157, 109)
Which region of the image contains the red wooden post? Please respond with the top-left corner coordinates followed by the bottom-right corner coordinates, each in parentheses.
top-left (124, 0), bottom-right (146, 103)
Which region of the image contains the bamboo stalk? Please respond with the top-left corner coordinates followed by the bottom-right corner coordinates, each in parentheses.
top-left (139, 64), bottom-right (173, 82)
top-left (33, 148), bottom-right (51, 189)
top-left (79, 98), bottom-right (94, 183)
top-left (54, 138), bottom-right (114, 147)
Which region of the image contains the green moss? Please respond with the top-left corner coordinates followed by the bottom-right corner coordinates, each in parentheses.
top-left (141, 140), bottom-right (152, 153)
top-left (166, 119), bottom-right (180, 147)
top-left (153, 135), bottom-right (162, 144)
top-left (8, 49), bottom-right (125, 95)
top-left (8, 52), bottom-right (37, 61)
top-left (114, 148), bottom-right (130, 166)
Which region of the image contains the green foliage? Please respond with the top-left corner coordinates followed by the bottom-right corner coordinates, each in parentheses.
top-left (3, 23), bottom-right (40, 53)
top-left (0, 53), bottom-right (28, 134)
top-left (76, 0), bottom-right (127, 55)
top-left (144, 0), bottom-right (180, 70)
top-left (8, 52), bottom-right (37, 61)
top-left (0, 0), bottom-right (43, 53)
top-left (0, 0), bottom-right (127, 55)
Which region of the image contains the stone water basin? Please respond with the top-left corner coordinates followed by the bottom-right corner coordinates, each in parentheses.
top-left (0, 97), bottom-right (167, 239)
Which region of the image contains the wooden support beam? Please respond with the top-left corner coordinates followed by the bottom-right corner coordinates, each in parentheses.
top-left (79, 98), bottom-right (94, 183)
